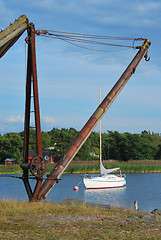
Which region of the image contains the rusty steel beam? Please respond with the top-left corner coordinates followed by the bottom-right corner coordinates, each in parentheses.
top-left (37, 39), bottom-right (151, 201)
top-left (30, 23), bottom-right (43, 200)
top-left (22, 26), bottom-right (33, 200)
top-left (30, 23), bottom-right (43, 157)
top-left (22, 23), bottom-right (43, 201)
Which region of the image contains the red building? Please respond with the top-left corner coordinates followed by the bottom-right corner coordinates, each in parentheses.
top-left (28, 150), bottom-right (59, 163)
top-left (4, 158), bottom-right (16, 165)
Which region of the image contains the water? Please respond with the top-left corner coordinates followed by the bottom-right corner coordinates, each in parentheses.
top-left (0, 173), bottom-right (161, 212)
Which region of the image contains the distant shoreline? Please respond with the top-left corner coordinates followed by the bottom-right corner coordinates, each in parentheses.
top-left (1, 159), bottom-right (161, 174)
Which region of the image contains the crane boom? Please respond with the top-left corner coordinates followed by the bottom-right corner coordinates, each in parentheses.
top-left (0, 15), bottom-right (28, 58)
top-left (37, 39), bottom-right (151, 201)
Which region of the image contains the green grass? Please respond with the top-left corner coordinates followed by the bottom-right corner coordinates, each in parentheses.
top-left (0, 164), bottom-right (23, 174)
top-left (1, 160), bottom-right (161, 175)
top-left (0, 200), bottom-right (161, 240)
top-left (64, 160), bottom-right (161, 174)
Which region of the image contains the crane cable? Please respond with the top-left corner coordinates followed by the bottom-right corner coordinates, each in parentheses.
top-left (34, 30), bottom-right (146, 52)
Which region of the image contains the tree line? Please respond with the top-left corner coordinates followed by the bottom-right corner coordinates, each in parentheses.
top-left (0, 128), bottom-right (161, 164)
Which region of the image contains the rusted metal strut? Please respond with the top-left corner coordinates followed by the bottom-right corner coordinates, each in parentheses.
top-left (37, 39), bottom-right (151, 201)
top-left (21, 23), bottom-right (44, 201)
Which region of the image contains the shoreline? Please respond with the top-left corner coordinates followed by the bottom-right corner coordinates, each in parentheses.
top-left (1, 170), bottom-right (161, 174)
top-left (0, 198), bottom-right (161, 239)
top-left (1, 159), bottom-right (161, 174)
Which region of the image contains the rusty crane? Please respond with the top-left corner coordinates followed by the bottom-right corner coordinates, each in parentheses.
top-left (0, 15), bottom-right (151, 201)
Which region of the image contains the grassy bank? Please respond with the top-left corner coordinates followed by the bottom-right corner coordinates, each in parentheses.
top-left (70, 160), bottom-right (161, 174)
top-left (1, 160), bottom-right (161, 175)
top-left (0, 164), bottom-right (23, 174)
top-left (0, 200), bottom-right (161, 240)
top-left (65, 160), bottom-right (161, 174)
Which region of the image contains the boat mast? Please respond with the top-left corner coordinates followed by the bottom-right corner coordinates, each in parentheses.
top-left (99, 89), bottom-right (102, 163)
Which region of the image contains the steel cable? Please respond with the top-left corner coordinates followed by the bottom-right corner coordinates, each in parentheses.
top-left (35, 29), bottom-right (146, 52)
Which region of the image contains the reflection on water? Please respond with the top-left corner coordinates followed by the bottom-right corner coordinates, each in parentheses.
top-left (84, 187), bottom-right (127, 207)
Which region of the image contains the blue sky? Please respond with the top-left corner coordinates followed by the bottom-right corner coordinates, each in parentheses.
top-left (0, 0), bottom-right (161, 134)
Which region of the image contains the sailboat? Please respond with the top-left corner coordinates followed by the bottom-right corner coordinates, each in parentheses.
top-left (83, 90), bottom-right (126, 189)
top-left (83, 163), bottom-right (126, 189)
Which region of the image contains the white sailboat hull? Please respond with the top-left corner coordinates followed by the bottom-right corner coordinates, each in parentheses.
top-left (83, 91), bottom-right (126, 190)
top-left (83, 174), bottom-right (126, 189)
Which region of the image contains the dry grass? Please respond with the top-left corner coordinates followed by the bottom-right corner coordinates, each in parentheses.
top-left (0, 200), bottom-right (161, 239)
top-left (1, 160), bottom-right (161, 175)
top-left (65, 160), bottom-right (161, 174)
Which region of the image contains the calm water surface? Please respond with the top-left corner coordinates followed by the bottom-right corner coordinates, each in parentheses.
top-left (0, 173), bottom-right (161, 212)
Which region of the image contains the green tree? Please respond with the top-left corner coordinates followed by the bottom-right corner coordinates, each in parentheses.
top-left (90, 132), bottom-right (100, 155)
top-left (42, 131), bottom-right (51, 149)
top-left (102, 131), bottom-right (123, 160)
top-left (140, 131), bottom-right (158, 159)
top-left (0, 128), bottom-right (160, 164)
top-left (102, 130), bottom-right (160, 161)
top-left (0, 133), bottom-right (23, 164)
top-left (155, 144), bottom-right (161, 159)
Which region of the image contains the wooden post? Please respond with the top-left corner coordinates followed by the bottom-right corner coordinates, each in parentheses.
top-left (0, 15), bottom-right (28, 58)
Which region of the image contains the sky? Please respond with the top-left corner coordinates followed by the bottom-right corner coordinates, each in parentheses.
top-left (0, 0), bottom-right (161, 134)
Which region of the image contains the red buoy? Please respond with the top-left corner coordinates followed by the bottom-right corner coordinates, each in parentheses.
top-left (74, 186), bottom-right (79, 191)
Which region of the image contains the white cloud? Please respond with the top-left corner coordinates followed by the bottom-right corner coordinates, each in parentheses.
top-left (87, 1), bottom-right (161, 28)
top-left (42, 115), bottom-right (54, 124)
top-left (137, 2), bottom-right (161, 14)
top-left (6, 115), bottom-right (24, 123)
top-left (0, 115), bottom-right (24, 133)
top-left (41, 115), bottom-right (55, 131)
top-left (0, 115), bottom-right (55, 133)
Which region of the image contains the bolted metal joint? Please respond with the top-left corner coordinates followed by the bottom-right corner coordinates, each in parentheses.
top-left (25, 36), bottom-right (31, 44)
top-left (20, 163), bottom-right (30, 170)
